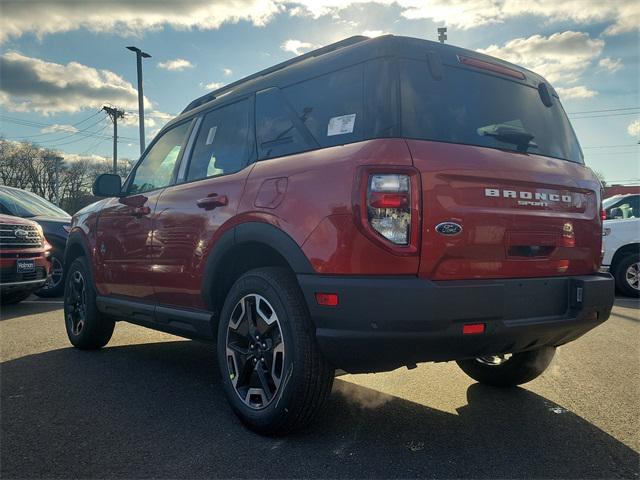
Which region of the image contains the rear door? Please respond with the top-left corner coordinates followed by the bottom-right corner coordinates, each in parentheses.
top-left (398, 57), bottom-right (602, 280)
top-left (95, 120), bottom-right (193, 300)
top-left (151, 97), bottom-right (254, 309)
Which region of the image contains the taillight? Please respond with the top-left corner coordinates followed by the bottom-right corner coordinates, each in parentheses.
top-left (367, 174), bottom-right (411, 245)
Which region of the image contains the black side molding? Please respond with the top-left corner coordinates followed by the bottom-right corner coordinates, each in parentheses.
top-left (96, 296), bottom-right (215, 341)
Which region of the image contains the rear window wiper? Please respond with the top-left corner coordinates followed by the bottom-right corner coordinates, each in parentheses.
top-left (477, 123), bottom-right (537, 153)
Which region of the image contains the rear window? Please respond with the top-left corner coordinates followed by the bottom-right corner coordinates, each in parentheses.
top-left (399, 58), bottom-right (583, 163)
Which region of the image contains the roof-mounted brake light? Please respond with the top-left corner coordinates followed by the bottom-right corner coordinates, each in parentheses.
top-left (458, 55), bottom-right (526, 80)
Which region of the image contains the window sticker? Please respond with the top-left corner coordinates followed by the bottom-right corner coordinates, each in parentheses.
top-left (205, 126), bottom-right (218, 145)
top-left (327, 114), bottom-right (356, 136)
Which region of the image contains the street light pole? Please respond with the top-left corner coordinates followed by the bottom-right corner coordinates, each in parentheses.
top-left (126, 46), bottom-right (151, 155)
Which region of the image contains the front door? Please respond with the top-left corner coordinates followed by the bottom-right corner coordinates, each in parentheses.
top-left (95, 120), bottom-right (193, 300)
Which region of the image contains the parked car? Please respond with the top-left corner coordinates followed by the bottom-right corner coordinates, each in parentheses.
top-left (64, 35), bottom-right (614, 434)
top-left (0, 214), bottom-right (51, 305)
top-left (0, 186), bottom-right (70, 296)
top-left (602, 194), bottom-right (639, 297)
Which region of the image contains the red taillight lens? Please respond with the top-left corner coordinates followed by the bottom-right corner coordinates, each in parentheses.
top-left (369, 192), bottom-right (410, 209)
top-left (601, 208), bottom-right (607, 221)
top-left (367, 174), bottom-right (412, 245)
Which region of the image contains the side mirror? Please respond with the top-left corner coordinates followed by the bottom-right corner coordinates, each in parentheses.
top-left (609, 207), bottom-right (623, 219)
top-left (92, 174), bottom-right (122, 197)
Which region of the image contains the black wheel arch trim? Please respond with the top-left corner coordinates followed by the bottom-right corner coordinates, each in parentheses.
top-left (201, 221), bottom-right (314, 310)
top-left (63, 231), bottom-right (93, 277)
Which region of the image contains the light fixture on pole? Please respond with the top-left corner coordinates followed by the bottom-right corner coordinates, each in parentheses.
top-left (126, 46), bottom-right (151, 155)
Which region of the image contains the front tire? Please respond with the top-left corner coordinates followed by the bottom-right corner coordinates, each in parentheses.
top-left (64, 257), bottom-right (114, 349)
top-left (217, 267), bottom-right (334, 435)
top-left (456, 347), bottom-right (556, 387)
top-left (614, 253), bottom-right (640, 297)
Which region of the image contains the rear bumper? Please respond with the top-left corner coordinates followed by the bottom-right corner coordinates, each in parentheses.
top-left (298, 273), bottom-right (614, 373)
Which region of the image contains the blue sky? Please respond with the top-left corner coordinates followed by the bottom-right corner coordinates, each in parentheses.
top-left (0, 0), bottom-right (638, 183)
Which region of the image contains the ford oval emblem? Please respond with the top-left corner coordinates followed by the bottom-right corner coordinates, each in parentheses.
top-left (14, 228), bottom-right (28, 238)
top-left (435, 222), bottom-right (462, 236)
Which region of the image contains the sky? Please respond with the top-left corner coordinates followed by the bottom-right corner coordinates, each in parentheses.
top-left (0, 0), bottom-right (638, 184)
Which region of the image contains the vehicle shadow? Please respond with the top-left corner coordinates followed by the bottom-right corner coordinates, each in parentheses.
top-left (0, 298), bottom-right (63, 321)
top-left (1, 340), bottom-right (637, 479)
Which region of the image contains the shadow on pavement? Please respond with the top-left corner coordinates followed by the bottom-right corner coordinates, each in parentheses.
top-left (1, 340), bottom-right (637, 479)
top-left (0, 298), bottom-right (63, 321)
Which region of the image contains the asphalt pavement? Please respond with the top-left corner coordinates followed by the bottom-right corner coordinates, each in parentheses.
top-left (1, 296), bottom-right (639, 479)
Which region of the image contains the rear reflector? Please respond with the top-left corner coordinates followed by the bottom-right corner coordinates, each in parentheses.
top-left (463, 323), bottom-right (485, 335)
top-left (316, 293), bottom-right (339, 306)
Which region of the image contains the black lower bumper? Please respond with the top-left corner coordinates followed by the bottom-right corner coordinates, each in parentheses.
top-left (297, 274), bottom-right (614, 373)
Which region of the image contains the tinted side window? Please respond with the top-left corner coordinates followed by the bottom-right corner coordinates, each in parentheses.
top-left (256, 88), bottom-right (316, 160)
top-left (129, 122), bottom-right (191, 194)
top-left (283, 65), bottom-right (364, 148)
top-left (187, 99), bottom-right (252, 181)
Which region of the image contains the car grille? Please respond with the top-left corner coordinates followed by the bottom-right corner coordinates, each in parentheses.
top-left (0, 224), bottom-right (43, 248)
top-left (0, 266), bottom-right (47, 284)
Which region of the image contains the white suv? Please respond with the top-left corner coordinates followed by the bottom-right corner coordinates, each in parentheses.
top-left (602, 194), bottom-right (640, 297)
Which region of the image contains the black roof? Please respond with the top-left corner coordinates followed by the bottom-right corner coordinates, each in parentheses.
top-left (167, 34), bottom-right (548, 129)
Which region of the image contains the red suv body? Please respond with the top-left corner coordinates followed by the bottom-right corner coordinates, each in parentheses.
top-left (0, 214), bottom-right (51, 304)
top-left (64, 35), bottom-right (614, 434)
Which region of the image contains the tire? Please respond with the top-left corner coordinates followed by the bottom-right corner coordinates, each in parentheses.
top-left (456, 347), bottom-right (556, 387)
top-left (63, 257), bottom-right (115, 349)
top-left (1, 291), bottom-right (32, 305)
top-left (217, 267), bottom-right (334, 435)
top-left (614, 253), bottom-right (640, 298)
top-left (35, 250), bottom-right (65, 297)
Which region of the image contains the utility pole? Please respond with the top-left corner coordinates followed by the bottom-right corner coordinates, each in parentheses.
top-left (102, 106), bottom-right (124, 174)
top-left (126, 46), bottom-right (151, 155)
top-left (438, 27), bottom-right (447, 44)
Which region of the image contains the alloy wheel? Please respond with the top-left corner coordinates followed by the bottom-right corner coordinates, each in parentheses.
top-left (625, 261), bottom-right (640, 291)
top-left (43, 256), bottom-right (63, 291)
top-left (476, 353), bottom-right (512, 366)
top-left (66, 270), bottom-right (87, 335)
top-left (225, 294), bottom-right (286, 410)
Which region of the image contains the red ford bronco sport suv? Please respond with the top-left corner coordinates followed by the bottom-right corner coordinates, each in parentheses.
top-left (64, 35), bottom-right (614, 434)
top-left (1, 214), bottom-right (51, 305)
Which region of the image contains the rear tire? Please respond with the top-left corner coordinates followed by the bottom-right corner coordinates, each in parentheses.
top-left (217, 267), bottom-right (334, 435)
top-left (614, 253), bottom-right (640, 298)
top-left (456, 347), bottom-right (556, 387)
top-left (64, 257), bottom-right (114, 349)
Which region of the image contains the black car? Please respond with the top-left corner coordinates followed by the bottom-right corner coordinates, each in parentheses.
top-left (0, 186), bottom-right (70, 296)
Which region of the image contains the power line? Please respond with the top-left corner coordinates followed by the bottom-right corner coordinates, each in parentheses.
top-left (567, 107), bottom-right (639, 115)
top-left (571, 112), bottom-right (639, 120)
top-left (0, 114), bottom-right (138, 143)
top-left (583, 144), bottom-right (640, 149)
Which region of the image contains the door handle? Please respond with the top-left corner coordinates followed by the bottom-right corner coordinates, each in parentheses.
top-left (197, 193), bottom-right (228, 210)
top-left (132, 206), bottom-right (151, 217)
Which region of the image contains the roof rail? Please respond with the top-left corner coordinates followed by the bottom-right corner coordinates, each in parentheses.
top-left (182, 35), bottom-right (370, 114)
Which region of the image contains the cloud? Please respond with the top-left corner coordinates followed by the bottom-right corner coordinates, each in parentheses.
top-left (285, 0), bottom-right (637, 35)
top-left (281, 39), bottom-right (317, 55)
top-left (201, 81), bottom-right (224, 90)
top-left (0, 0), bottom-right (635, 45)
top-left (222, 68), bottom-right (233, 76)
top-left (0, 52), bottom-right (148, 114)
top-left (41, 124), bottom-right (79, 134)
top-left (157, 58), bottom-right (194, 71)
top-left (477, 31), bottom-right (604, 85)
top-left (362, 30), bottom-right (389, 37)
top-left (0, 0), bottom-right (280, 44)
top-left (555, 86), bottom-right (597, 99)
top-left (628, 120), bottom-right (640, 138)
top-left (598, 57), bottom-right (623, 73)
